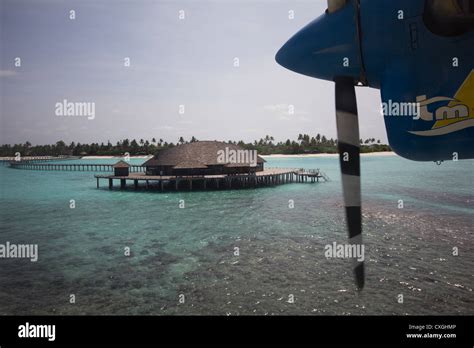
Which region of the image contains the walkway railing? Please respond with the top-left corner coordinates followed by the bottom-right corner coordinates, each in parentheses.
top-left (8, 162), bottom-right (145, 172)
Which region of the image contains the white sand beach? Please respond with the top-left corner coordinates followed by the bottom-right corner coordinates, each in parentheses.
top-left (81, 155), bottom-right (153, 159)
top-left (261, 152), bottom-right (396, 158)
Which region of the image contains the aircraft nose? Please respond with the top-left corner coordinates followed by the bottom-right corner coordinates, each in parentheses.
top-left (275, 5), bottom-right (361, 82)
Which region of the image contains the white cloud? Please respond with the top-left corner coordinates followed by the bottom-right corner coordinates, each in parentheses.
top-left (264, 103), bottom-right (310, 121)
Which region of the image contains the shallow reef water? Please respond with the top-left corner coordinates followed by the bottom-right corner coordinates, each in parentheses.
top-left (0, 156), bottom-right (472, 315)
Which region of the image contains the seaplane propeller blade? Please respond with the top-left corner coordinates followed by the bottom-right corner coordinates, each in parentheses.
top-left (335, 76), bottom-right (364, 290)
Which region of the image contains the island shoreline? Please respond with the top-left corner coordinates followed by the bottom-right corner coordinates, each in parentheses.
top-left (261, 151), bottom-right (396, 158)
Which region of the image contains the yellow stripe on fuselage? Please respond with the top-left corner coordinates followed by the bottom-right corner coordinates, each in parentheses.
top-left (433, 70), bottom-right (474, 129)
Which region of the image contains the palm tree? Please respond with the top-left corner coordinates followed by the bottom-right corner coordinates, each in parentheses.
top-left (55, 140), bottom-right (67, 155)
top-left (303, 134), bottom-right (310, 146)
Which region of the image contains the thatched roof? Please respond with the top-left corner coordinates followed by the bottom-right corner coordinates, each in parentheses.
top-left (113, 160), bottom-right (130, 168)
top-left (143, 141), bottom-right (265, 168)
top-left (173, 160), bottom-right (208, 169)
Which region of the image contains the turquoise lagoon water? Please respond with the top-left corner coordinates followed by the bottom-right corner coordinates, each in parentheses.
top-left (0, 155), bottom-right (472, 315)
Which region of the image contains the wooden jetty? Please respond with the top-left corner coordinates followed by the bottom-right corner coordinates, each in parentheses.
top-left (94, 167), bottom-right (328, 192)
top-left (8, 162), bottom-right (145, 172)
top-left (0, 156), bottom-right (81, 166)
top-left (2, 151), bottom-right (330, 191)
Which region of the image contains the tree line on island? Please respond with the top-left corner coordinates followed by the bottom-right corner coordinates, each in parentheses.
top-left (0, 134), bottom-right (391, 157)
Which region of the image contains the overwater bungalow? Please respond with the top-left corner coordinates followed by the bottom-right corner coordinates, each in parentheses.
top-left (94, 141), bottom-right (327, 191)
top-left (143, 141), bottom-right (265, 176)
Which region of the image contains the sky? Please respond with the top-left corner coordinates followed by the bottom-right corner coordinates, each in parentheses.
top-left (0, 0), bottom-right (387, 146)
